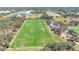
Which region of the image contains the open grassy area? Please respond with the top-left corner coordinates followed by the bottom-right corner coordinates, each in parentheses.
top-left (10, 19), bottom-right (61, 48)
top-left (68, 26), bottom-right (79, 35)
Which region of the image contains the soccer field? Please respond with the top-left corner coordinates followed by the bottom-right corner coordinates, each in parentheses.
top-left (10, 19), bottom-right (61, 48)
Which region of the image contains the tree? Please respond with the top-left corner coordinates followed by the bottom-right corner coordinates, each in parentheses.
top-left (42, 41), bottom-right (75, 51)
top-left (40, 12), bottom-right (53, 19)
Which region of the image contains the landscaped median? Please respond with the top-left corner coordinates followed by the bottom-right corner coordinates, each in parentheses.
top-left (9, 19), bottom-right (61, 50)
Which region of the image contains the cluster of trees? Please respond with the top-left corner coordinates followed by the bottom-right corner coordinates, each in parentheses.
top-left (40, 12), bottom-right (53, 19)
top-left (67, 20), bottom-right (79, 26)
top-left (42, 41), bottom-right (75, 51)
top-left (0, 16), bottom-right (25, 50)
top-left (41, 14), bottom-right (79, 51)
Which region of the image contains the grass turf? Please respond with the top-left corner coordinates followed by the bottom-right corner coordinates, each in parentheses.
top-left (10, 19), bottom-right (61, 48)
top-left (68, 26), bottom-right (79, 35)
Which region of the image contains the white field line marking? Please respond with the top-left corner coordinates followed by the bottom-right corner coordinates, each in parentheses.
top-left (11, 46), bottom-right (44, 49)
top-left (43, 20), bottom-right (61, 43)
top-left (5, 46), bottom-right (44, 51)
top-left (10, 20), bottom-right (27, 47)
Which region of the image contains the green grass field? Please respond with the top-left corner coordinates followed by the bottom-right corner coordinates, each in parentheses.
top-left (10, 19), bottom-right (61, 48)
top-left (68, 26), bottom-right (79, 34)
